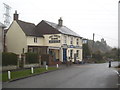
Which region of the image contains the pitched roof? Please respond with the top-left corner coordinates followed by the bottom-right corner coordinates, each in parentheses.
top-left (14, 19), bottom-right (82, 38)
top-left (36, 20), bottom-right (82, 38)
top-left (35, 20), bottom-right (61, 35)
top-left (17, 20), bottom-right (43, 37)
top-left (44, 20), bottom-right (81, 37)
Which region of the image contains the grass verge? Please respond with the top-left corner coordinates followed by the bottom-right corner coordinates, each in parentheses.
top-left (1, 67), bottom-right (58, 82)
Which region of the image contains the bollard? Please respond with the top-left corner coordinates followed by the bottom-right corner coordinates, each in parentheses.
top-left (31, 67), bottom-right (34, 74)
top-left (46, 65), bottom-right (48, 70)
top-left (57, 64), bottom-right (59, 68)
top-left (8, 71), bottom-right (11, 80)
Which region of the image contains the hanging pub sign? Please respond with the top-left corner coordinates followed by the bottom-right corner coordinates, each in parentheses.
top-left (49, 35), bottom-right (60, 43)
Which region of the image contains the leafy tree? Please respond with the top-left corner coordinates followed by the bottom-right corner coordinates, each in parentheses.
top-left (83, 43), bottom-right (91, 59)
top-left (104, 48), bottom-right (119, 60)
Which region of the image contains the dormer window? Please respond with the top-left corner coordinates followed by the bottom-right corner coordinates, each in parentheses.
top-left (34, 37), bottom-right (37, 43)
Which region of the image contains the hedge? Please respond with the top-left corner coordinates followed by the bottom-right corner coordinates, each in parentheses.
top-left (2, 52), bottom-right (17, 66)
top-left (25, 52), bottom-right (39, 64)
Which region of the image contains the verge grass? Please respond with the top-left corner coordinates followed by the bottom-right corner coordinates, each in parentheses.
top-left (1, 67), bottom-right (58, 82)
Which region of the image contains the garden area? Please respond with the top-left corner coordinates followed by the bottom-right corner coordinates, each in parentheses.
top-left (1, 52), bottom-right (59, 82)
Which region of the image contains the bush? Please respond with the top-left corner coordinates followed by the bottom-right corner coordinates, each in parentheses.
top-left (92, 52), bottom-right (103, 60)
top-left (2, 52), bottom-right (17, 66)
top-left (25, 52), bottom-right (39, 64)
top-left (94, 60), bottom-right (106, 63)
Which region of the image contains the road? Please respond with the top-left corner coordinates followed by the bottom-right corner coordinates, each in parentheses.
top-left (2, 62), bottom-right (119, 88)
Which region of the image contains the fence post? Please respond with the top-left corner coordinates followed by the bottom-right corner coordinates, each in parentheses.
top-left (23, 54), bottom-right (26, 68)
top-left (31, 67), bottom-right (34, 74)
top-left (57, 64), bottom-right (59, 68)
top-left (8, 71), bottom-right (11, 80)
top-left (17, 54), bottom-right (21, 68)
top-left (46, 65), bottom-right (48, 70)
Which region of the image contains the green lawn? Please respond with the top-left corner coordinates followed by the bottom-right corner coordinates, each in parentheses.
top-left (1, 67), bottom-right (58, 82)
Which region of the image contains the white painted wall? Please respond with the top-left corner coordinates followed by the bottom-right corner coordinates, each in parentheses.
top-left (6, 21), bottom-right (27, 54)
top-left (27, 36), bottom-right (44, 46)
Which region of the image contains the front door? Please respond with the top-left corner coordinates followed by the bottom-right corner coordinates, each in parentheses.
top-left (63, 48), bottom-right (67, 62)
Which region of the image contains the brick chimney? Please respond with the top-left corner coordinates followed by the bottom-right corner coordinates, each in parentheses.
top-left (58, 17), bottom-right (63, 26)
top-left (13, 10), bottom-right (19, 21)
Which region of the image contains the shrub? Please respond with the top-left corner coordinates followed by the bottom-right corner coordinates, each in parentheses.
top-left (92, 52), bottom-right (103, 60)
top-left (2, 52), bottom-right (17, 66)
top-left (25, 52), bottom-right (39, 64)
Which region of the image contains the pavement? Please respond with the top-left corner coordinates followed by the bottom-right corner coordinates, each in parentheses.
top-left (2, 62), bottom-right (119, 88)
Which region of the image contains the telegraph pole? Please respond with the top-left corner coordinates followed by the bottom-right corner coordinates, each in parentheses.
top-left (93, 33), bottom-right (95, 51)
top-left (91, 33), bottom-right (95, 58)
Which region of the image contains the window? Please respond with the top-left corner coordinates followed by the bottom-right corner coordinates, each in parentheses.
top-left (76, 50), bottom-right (79, 57)
top-left (34, 37), bottom-right (37, 43)
top-left (64, 36), bottom-right (67, 44)
top-left (70, 50), bottom-right (73, 58)
top-left (49, 40), bottom-right (60, 43)
top-left (76, 38), bottom-right (79, 45)
top-left (70, 37), bottom-right (73, 45)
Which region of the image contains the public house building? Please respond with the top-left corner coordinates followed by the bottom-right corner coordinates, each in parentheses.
top-left (6, 11), bottom-right (83, 63)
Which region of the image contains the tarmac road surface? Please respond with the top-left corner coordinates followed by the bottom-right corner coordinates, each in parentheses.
top-left (2, 62), bottom-right (119, 88)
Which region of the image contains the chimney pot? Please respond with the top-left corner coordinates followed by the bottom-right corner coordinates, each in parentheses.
top-left (13, 10), bottom-right (19, 21)
top-left (58, 17), bottom-right (63, 26)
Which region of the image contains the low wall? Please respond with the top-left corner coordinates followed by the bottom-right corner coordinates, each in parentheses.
top-left (24, 64), bottom-right (40, 68)
top-left (2, 65), bottom-right (17, 71)
top-left (2, 64), bottom-right (40, 71)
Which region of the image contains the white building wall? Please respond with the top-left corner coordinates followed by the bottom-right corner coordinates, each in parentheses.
top-left (60, 34), bottom-right (83, 62)
top-left (27, 36), bottom-right (44, 46)
top-left (6, 21), bottom-right (27, 54)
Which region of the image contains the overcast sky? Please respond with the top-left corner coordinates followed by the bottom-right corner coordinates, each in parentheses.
top-left (0, 0), bottom-right (119, 48)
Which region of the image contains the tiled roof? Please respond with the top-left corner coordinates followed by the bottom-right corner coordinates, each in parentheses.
top-left (35, 20), bottom-right (61, 35)
top-left (14, 19), bottom-right (82, 38)
top-left (44, 20), bottom-right (81, 37)
top-left (17, 20), bottom-right (43, 37)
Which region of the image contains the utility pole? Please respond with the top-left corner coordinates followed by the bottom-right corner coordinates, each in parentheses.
top-left (93, 33), bottom-right (95, 52)
top-left (91, 33), bottom-right (95, 58)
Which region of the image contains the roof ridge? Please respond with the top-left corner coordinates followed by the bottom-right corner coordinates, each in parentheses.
top-left (43, 20), bottom-right (65, 27)
top-left (17, 20), bottom-right (35, 25)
